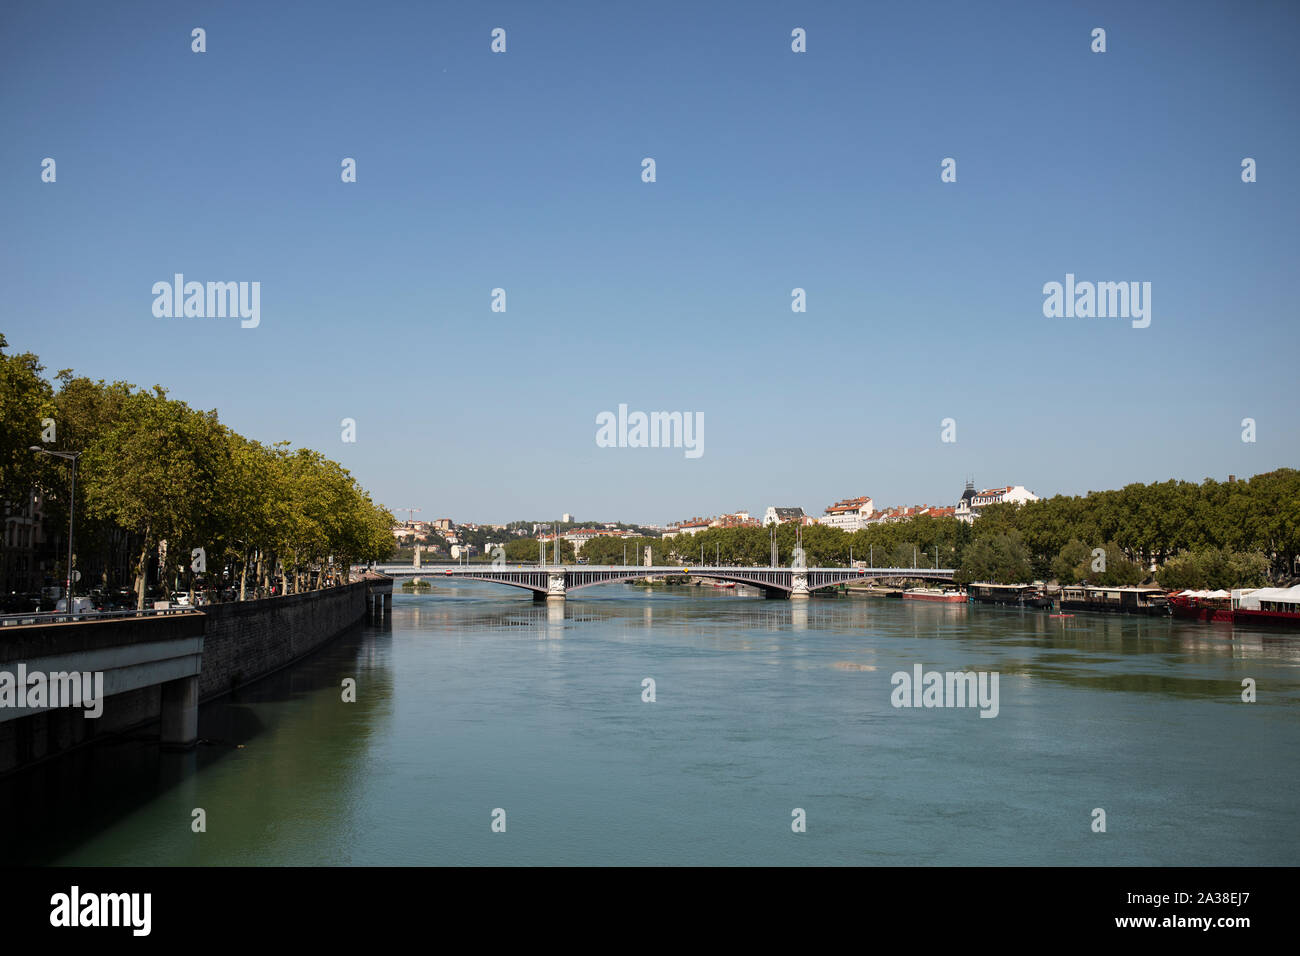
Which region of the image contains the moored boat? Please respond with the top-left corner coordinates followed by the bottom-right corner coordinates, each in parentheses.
top-left (1169, 589), bottom-right (1233, 623)
top-left (1231, 585), bottom-right (1300, 628)
top-left (968, 582), bottom-right (1054, 609)
top-left (1059, 585), bottom-right (1171, 616)
top-left (904, 587), bottom-right (967, 603)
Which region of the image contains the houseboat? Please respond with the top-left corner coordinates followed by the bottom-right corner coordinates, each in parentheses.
top-left (968, 583), bottom-right (1053, 609)
top-left (903, 587), bottom-right (967, 603)
top-left (1058, 585), bottom-right (1171, 616)
top-left (1169, 589), bottom-right (1233, 623)
top-left (1231, 585), bottom-right (1300, 628)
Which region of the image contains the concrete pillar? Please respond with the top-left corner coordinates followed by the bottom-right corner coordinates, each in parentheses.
top-left (383, 592), bottom-right (392, 611)
top-left (791, 568), bottom-right (810, 598)
top-left (160, 675), bottom-right (199, 750)
top-left (547, 571), bottom-right (567, 601)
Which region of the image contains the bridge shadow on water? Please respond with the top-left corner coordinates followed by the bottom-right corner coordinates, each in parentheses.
top-left (0, 614), bottom-right (394, 866)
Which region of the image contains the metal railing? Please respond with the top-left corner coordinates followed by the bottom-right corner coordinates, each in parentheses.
top-left (0, 606), bottom-right (203, 627)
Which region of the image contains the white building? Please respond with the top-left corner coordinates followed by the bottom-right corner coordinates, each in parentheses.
top-left (956, 482), bottom-right (1040, 524)
top-left (818, 496), bottom-right (874, 532)
top-left (562, 527), bottom-right (632, 553)
top-left (763, 506), bottom-right (806, 526)
top-left (676, 519), bottom-right (712, 536)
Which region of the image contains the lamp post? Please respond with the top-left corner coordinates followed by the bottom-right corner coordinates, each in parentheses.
top-left (30, 447), bottom-right (81, 610)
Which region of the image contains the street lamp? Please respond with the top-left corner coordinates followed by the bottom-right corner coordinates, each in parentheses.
top-left (30, 447), bottom-right (81, 611)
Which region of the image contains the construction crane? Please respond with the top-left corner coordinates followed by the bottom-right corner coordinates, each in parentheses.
top-left (395, 507), bottom-right (422, 524)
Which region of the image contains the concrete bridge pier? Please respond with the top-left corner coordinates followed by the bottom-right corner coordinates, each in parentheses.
top-left (546, 571), bottom-right (567, 601)
top-left (160, 675), bottom-right (199, 750)
top-left (791, 569), bottom-right (810, 599)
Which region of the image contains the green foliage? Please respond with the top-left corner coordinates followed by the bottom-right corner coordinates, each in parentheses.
top-left (504, 536), bottom-right (575, 563)
top-left (956, 531), bottom-right (1033, 584)
top-left (960, 474), bottom-right (1300, 584)
top-left (1084, 541), bottom-right (1146, 586)
top-left (1051, 539), bottom-right (1092, 585)
top-left (4, 339), bottom-right (392, 601)
top-left (0, 333), bottom-right (56, 506)
top-left (1156, 549), bottom-right (1270, 590)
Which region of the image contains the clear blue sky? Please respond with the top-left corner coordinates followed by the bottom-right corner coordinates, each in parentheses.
top-left (4, 0), bottom-right (1297, 525)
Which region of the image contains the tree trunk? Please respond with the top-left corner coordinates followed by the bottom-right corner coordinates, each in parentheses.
top-left (134, 534), bottom-right (152, 611)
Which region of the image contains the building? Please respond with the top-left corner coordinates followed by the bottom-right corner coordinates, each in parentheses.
top-left (763, 507), bottom-right (806, 526)
top-left (562, 513), bottom-right (572, 523)
top-left (818, 496), bottom-right (874, 532)
top-left (955, 481), bottom-right (978, 523)
top-left (432, 518), bottom-right (453, 531)
top-left (676, 519), bottom-right (712, 537)
top-left (2, 491), bottom-right (46, 593)
top-left (955, 482), bottom-right (1040, 523)
top-left (864, 505), bottom-right (921, 525)
top-left (711, 511), bottom-right (760, 528)
top-left (562, 527), bottom-right (633, 553)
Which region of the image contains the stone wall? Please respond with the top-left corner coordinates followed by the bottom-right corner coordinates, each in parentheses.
top-left (196, 580), bottom-right (369, 700)
top-left (0, 579), bottom-right (372, 774)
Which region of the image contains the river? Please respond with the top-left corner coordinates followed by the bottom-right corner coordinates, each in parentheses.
top-left (4, 581), bottom-right (1297, 865)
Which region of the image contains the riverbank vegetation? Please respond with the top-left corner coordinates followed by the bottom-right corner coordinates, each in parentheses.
top-left (1, 335), bottom-right (394, 607)
top-left (579, 471), bottom-right (1298, 589)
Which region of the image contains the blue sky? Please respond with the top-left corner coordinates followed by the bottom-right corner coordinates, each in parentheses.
top-left (4, 0), bottom-right (1297, 525)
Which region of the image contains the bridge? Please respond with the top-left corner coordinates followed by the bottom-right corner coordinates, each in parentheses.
top-left (371, 564), bottom-right (956, 600)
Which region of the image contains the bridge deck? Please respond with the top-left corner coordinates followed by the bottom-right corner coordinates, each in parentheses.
top-left (370, 565), bottom-right (956, 596)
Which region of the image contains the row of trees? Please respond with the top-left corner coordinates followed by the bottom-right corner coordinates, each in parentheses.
top-left (561, 471), bottom-right (1299, 589)
top-left (968, 472), bottom-right (1300, 581)
top-left (1, 334), bottom-right (394, 607)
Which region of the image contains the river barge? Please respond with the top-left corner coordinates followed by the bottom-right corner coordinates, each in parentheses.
top-left (1231, 585), bottom-right (1300, 628)
top-left (903, 587), bottom-right (967, 603)
top-left (1169, 589), bottom-right (1233, 623)
top-left (968, 583), bottom-right (1054, 609)
top-left (1059, 585), bottom-right (1171, 616)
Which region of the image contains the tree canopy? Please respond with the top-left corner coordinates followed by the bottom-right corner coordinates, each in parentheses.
top-left (2, 340), bottom-right (393, 606)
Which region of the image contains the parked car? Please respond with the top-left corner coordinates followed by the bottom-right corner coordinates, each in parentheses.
top-left (54, 596), bottom-right (96, 615)
top-left (3, 592), bottom-right (36, 613)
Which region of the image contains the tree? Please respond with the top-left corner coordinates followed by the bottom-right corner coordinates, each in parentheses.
top-left (1051, 539), bottom-right (1092, 585)
top-left (0, 334), bottom-right (55, 506)
top-left (1085, 541), bottom-right (1145, 587)
top-left (0, 334), bottom-right (56, 591)
top-left (80, 388), bottom-right (225, 608)
top-left (957, 531), bottom-right (1033, 584)
top-left (1156, 549), bottom-right (1270, 590)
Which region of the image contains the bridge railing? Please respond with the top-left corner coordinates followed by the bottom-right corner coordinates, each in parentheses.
top-left (373, 564), bottom-right (955, 574)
